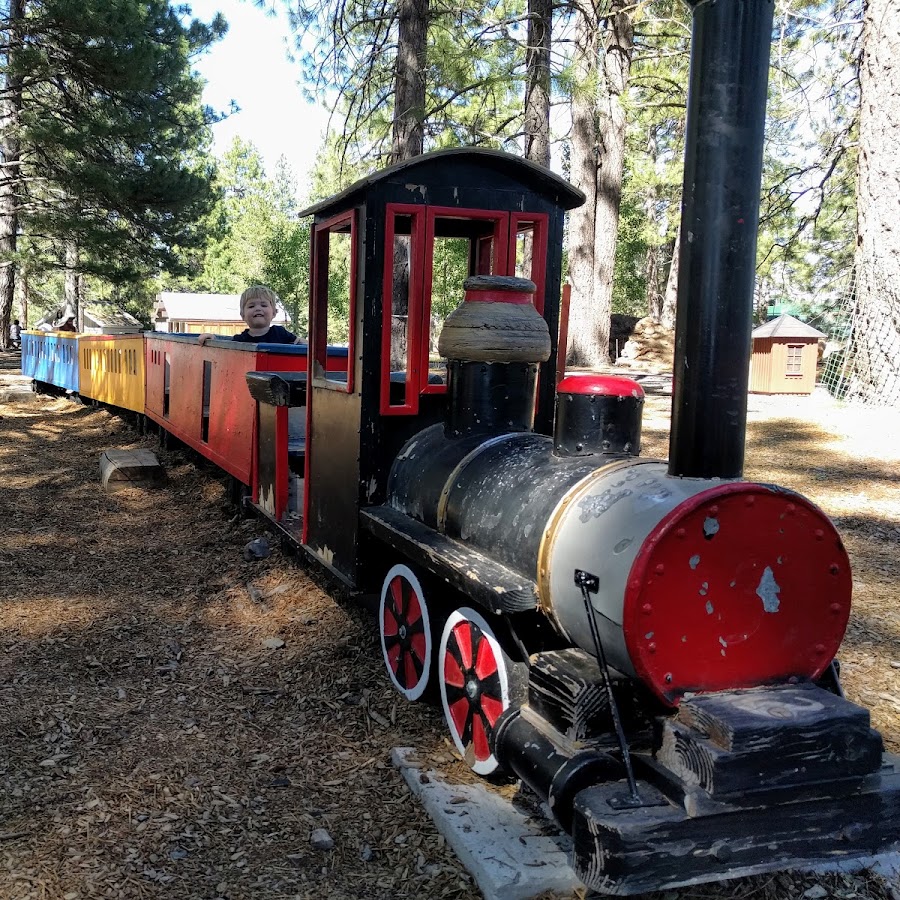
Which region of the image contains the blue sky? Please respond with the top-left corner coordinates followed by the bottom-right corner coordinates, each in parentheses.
top-left (186, 0), bottom-right (332, 198)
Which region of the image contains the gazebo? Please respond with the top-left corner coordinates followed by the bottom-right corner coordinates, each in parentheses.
top-left (749, 313), bottom-right (825, 395)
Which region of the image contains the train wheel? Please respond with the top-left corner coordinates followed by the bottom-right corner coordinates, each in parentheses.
top-left (439, 607), bottom-right (515, 776)
top-left (379, 564), bottom-right (432, 702)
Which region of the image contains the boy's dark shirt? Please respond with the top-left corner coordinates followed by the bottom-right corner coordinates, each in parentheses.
top-left (232, 325), bottom-right (298, 344)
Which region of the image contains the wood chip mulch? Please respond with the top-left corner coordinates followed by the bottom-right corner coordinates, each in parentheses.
top-left (1, 371), bottom-right (899, 900)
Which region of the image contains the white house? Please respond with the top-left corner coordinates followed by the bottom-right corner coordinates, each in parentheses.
top-left (153, 292), bottom-right (288, 336)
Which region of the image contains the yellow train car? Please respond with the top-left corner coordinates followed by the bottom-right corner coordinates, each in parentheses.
top-left (79, 333), bottom-right (146, 413)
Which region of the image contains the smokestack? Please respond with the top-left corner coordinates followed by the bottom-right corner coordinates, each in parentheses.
top-left (438, 275), bottom-right (550, 435)
top-left (668, 0), bottom-right (775, 479)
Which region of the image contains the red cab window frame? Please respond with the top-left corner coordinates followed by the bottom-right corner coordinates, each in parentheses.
top-left (312, 209), bottom-right (357, 393)
top-left (381, 204), bottom-right (426, 415)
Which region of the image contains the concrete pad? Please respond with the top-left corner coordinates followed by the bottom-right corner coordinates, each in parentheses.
top-left (99, 449), bottom-right (166, 491)
top-left (392, 747), bottom-right (584, 900)
top-left (0, 374), bottom-right (36, 403)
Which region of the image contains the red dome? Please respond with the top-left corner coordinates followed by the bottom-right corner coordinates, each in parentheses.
top-left (557, 374), bottom-right (644, 398)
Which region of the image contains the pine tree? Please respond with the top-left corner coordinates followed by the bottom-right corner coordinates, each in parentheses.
top-left (0, 0), bottom-right (224, 345)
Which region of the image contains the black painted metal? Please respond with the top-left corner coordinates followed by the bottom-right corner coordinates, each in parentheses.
top-left (245, 371), bottom-right (308, 407)
top-left (359, 506), bottom-right (539, 614)
top-left (668, 0), bottom-right (775, 479)
top-left (388, 426), bottom-right (604, 578)
top-left (553, 392), bottom-right (643, 457)
top-left (446, 361), bottom-right (539, 436)
top-left (386, 423), bottom-right (488, 528)
top-left (492, 708), bottom-right (623, 831)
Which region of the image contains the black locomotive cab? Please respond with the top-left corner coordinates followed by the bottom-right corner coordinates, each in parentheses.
top-left (249, 149), bottom-right (583, 586)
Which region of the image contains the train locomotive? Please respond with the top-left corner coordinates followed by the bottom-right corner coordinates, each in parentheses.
top-left (19, 1), bottom-right (900, 893)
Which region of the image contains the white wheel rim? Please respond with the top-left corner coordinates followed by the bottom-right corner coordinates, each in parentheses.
top-left (379, 564), bottom-right (431, 701)
top-left (439, 607), bottom-right (510, 776)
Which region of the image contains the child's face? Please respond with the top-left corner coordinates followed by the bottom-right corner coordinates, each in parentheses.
top-left (243, 296), bottom-right (275, 330)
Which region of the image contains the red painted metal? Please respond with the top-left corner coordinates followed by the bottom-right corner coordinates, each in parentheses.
top-left (463, 289), bottom-right (533, 305)
top-left (273, 405), bottom-right (290, 521)
top-left (623, 482), bottom-right (852, 705)
top-left (381, 204), bottom-right (426, 415)
top-left (508, 213), bottom-right (549, 315)
top-left (144, 338), bottom-right (342, 487)
top-left (556, 283), bottom-right (571, 386)
top-left (312, 209), bottom-right (357, 393)
top-left (557, 374), bottom-right (644, 397)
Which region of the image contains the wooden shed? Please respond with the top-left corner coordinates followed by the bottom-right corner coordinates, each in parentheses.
top-left (749, 314), bottom-right (825, 395)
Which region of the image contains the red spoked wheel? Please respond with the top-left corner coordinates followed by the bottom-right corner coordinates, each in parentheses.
top-left (379, 564), bottom-right (432, 701)
top-left (439, 608), bottom-right (512, 776)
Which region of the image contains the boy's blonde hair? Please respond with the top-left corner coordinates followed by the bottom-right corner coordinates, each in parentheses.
top-left (240, 285), bottom-right (280, 316)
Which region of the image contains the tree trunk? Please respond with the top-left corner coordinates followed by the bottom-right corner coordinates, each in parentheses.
top-left (65, 240), bottom-right (80, 322)
top-left (524, 0), bottom-right (551, 168)
top-left (567, 0), bottom-right (634, 368)
top-left (390, 0), bottom-right (428, 369)
top-left (854, 0), bottom-right (900, 406)
top-left (660, 221), bottom-right (679, 329)
top-left (566, 3), bottom-right (599, 367)
top-left (0, 0), bottom-right (24, 351)
top-left (392, 0), bottom-right (428, 163)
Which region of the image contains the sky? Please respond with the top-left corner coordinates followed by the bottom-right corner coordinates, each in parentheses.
top-left (186, 0), bottom-right (332, 198)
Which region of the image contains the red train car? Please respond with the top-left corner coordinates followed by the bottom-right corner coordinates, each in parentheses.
top-left (144, 333), bottom-right (346, 485)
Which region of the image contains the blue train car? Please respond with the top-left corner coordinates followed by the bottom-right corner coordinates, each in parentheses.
top-left (21, 332), bottom-right (80, 394)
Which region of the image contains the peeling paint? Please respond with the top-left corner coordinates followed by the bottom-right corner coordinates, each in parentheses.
top-left (404, 182), bottom-right (428, 199)
top-left (613, 537), bottom-right (633, 554)
top-left (719, 636), bottom-right (727, 647)
top-left (577, 488), bottom-right (632, 522)
top-left (756, 566), bottom-right (781, 613)
top-left (699, 581), bottom-right (709, 596)
top-left (645, 632), bottom-right (654, 640)
top-left (703, 516), bottom-right (720, 539)
top-left (689, 554), bottom-right (701, 569)
top-left (318, 545), bottom-right (335, 565)
top-left (705, 600), bottom-right (714, 615)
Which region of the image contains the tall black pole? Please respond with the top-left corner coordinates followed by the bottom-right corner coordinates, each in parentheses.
top-left (668, 0), bottom-right (774, 479)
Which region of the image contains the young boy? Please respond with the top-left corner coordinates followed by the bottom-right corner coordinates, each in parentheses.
top-left (198, 286), bottom-right (299, 346)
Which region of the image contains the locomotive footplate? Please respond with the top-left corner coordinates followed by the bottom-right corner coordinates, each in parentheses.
top-left (568, 684), bottom-right (900, 895)
top-left (571, 760), bottom-right (900, 895)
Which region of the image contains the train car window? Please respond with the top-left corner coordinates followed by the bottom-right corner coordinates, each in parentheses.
top-left (420, 209), bottom-right (509, 397)
top-left (163, 354), bottom-right (171, 418)
top-left (201, 360), bottom-right (212, 442)
top-left (312, 210), bottom-right (357, 391)
top-left (510, 214), bottom-right (549, 315)
top-left (379, 206), bottom-right (548, 414)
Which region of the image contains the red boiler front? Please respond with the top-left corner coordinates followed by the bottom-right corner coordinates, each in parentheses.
top-left (541, 465), bottom-right (852, 705)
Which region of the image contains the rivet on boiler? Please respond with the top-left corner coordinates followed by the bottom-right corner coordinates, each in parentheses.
top-left (642, 603), bottom-right (653, 615)
top-left (786, 503), bottom-right (796, 514)
top-left (648, 642), bottom-right (657, 654)
top-left (830, 603), bottom-right (841, 614)
top-left (676, 528), bottom-right (686, 539)
top-left (815, 529), bottom-right (824, 540)
top-left (745, 496), bottom-right (755, 507)
top-left (814, 644), bottom-right (826, 655)
top-left (709, 505), bottom-right (719, 515)
top-left (830, 564), bottom-right (840, 575)
top-left (655, 564), bottom-right (665, 575)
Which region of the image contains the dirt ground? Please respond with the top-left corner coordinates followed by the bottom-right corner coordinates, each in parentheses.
top-left (1, 357), bottom-right (899, 900)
